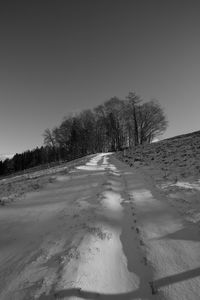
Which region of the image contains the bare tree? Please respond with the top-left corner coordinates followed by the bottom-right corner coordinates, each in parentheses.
top-left (125, 92), bottom-right (142, 146)
top-left (79, 109), bottom-right (96, 154)
top-left (43, 128), bottom-right (56, 148)
top-left (43, 128), bottom-right (61, 161)
top-left (103, 97), bottom-right (124, 151)
top-left (138, 100), bottom-right (168, 143)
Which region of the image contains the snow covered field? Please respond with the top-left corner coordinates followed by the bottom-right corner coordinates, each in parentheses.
top-left (0, 153), bottom-right (200, 299)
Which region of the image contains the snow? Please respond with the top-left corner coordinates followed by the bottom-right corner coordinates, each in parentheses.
top-left (125, 168), bottom-right (200, 299)
top-left (59, 153), bottom-right (146, 298)
top-left (76, 153), bottom-right (111, 171)
top-left (160, 180), bottom-right (200, 191)
top-left (1, 152), bottom-right (200, 299)
top-left (158, 179), bottom-right (200, 224)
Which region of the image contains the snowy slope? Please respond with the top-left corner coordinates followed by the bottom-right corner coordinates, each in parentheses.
top-left (0, 153), bottom-right (200, 299)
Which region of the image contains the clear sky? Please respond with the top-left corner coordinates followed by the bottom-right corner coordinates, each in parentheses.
top-left (0, 0), bottom-right (200, 155)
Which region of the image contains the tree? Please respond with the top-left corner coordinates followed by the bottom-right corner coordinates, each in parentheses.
top-left (138, 100), bottom-right (168, 143)
top-left (43, 128), bottom-right (59, 161)
top-left (94, 104), bottom-right (108, 152)
top-left (102, 97), bottom-right (124, 151)
top-left (79, 109), bottom-right (96, 154)
top-left (43, 128), bottom-right (56, 148)
top-left (126, 92), bottom-right (142, 146)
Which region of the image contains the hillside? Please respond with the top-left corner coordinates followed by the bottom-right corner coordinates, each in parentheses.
top-left (117, 129), bottom-right (200, 226)
top-left (118, 130), bottom-right (200, 181)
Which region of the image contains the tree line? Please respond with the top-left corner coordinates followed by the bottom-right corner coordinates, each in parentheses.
top-left (0, 92), bottom-right (167, 177)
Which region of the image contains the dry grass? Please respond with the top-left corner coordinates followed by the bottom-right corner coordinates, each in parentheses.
top-left (117, 130), bottom-right (200, 181)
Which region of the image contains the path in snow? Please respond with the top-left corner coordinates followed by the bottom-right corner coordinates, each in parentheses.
top-left (1, 153), bottom-right (200, 299)
top-left (55, 153), bottom-right (156, 300)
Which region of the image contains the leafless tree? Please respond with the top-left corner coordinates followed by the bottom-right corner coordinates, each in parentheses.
top-left (137, 100), bottom-right (168, 143)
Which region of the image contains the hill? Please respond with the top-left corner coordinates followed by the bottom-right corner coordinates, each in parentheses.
top-left (117, 129), bottom-right (200, 181)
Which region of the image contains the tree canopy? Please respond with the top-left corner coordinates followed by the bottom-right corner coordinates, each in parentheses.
top-left (43, 93), bottom-right (167, 156)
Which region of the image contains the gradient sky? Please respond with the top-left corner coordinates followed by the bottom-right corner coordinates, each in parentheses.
top-left (1, 0), bottom-right (200, 155)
